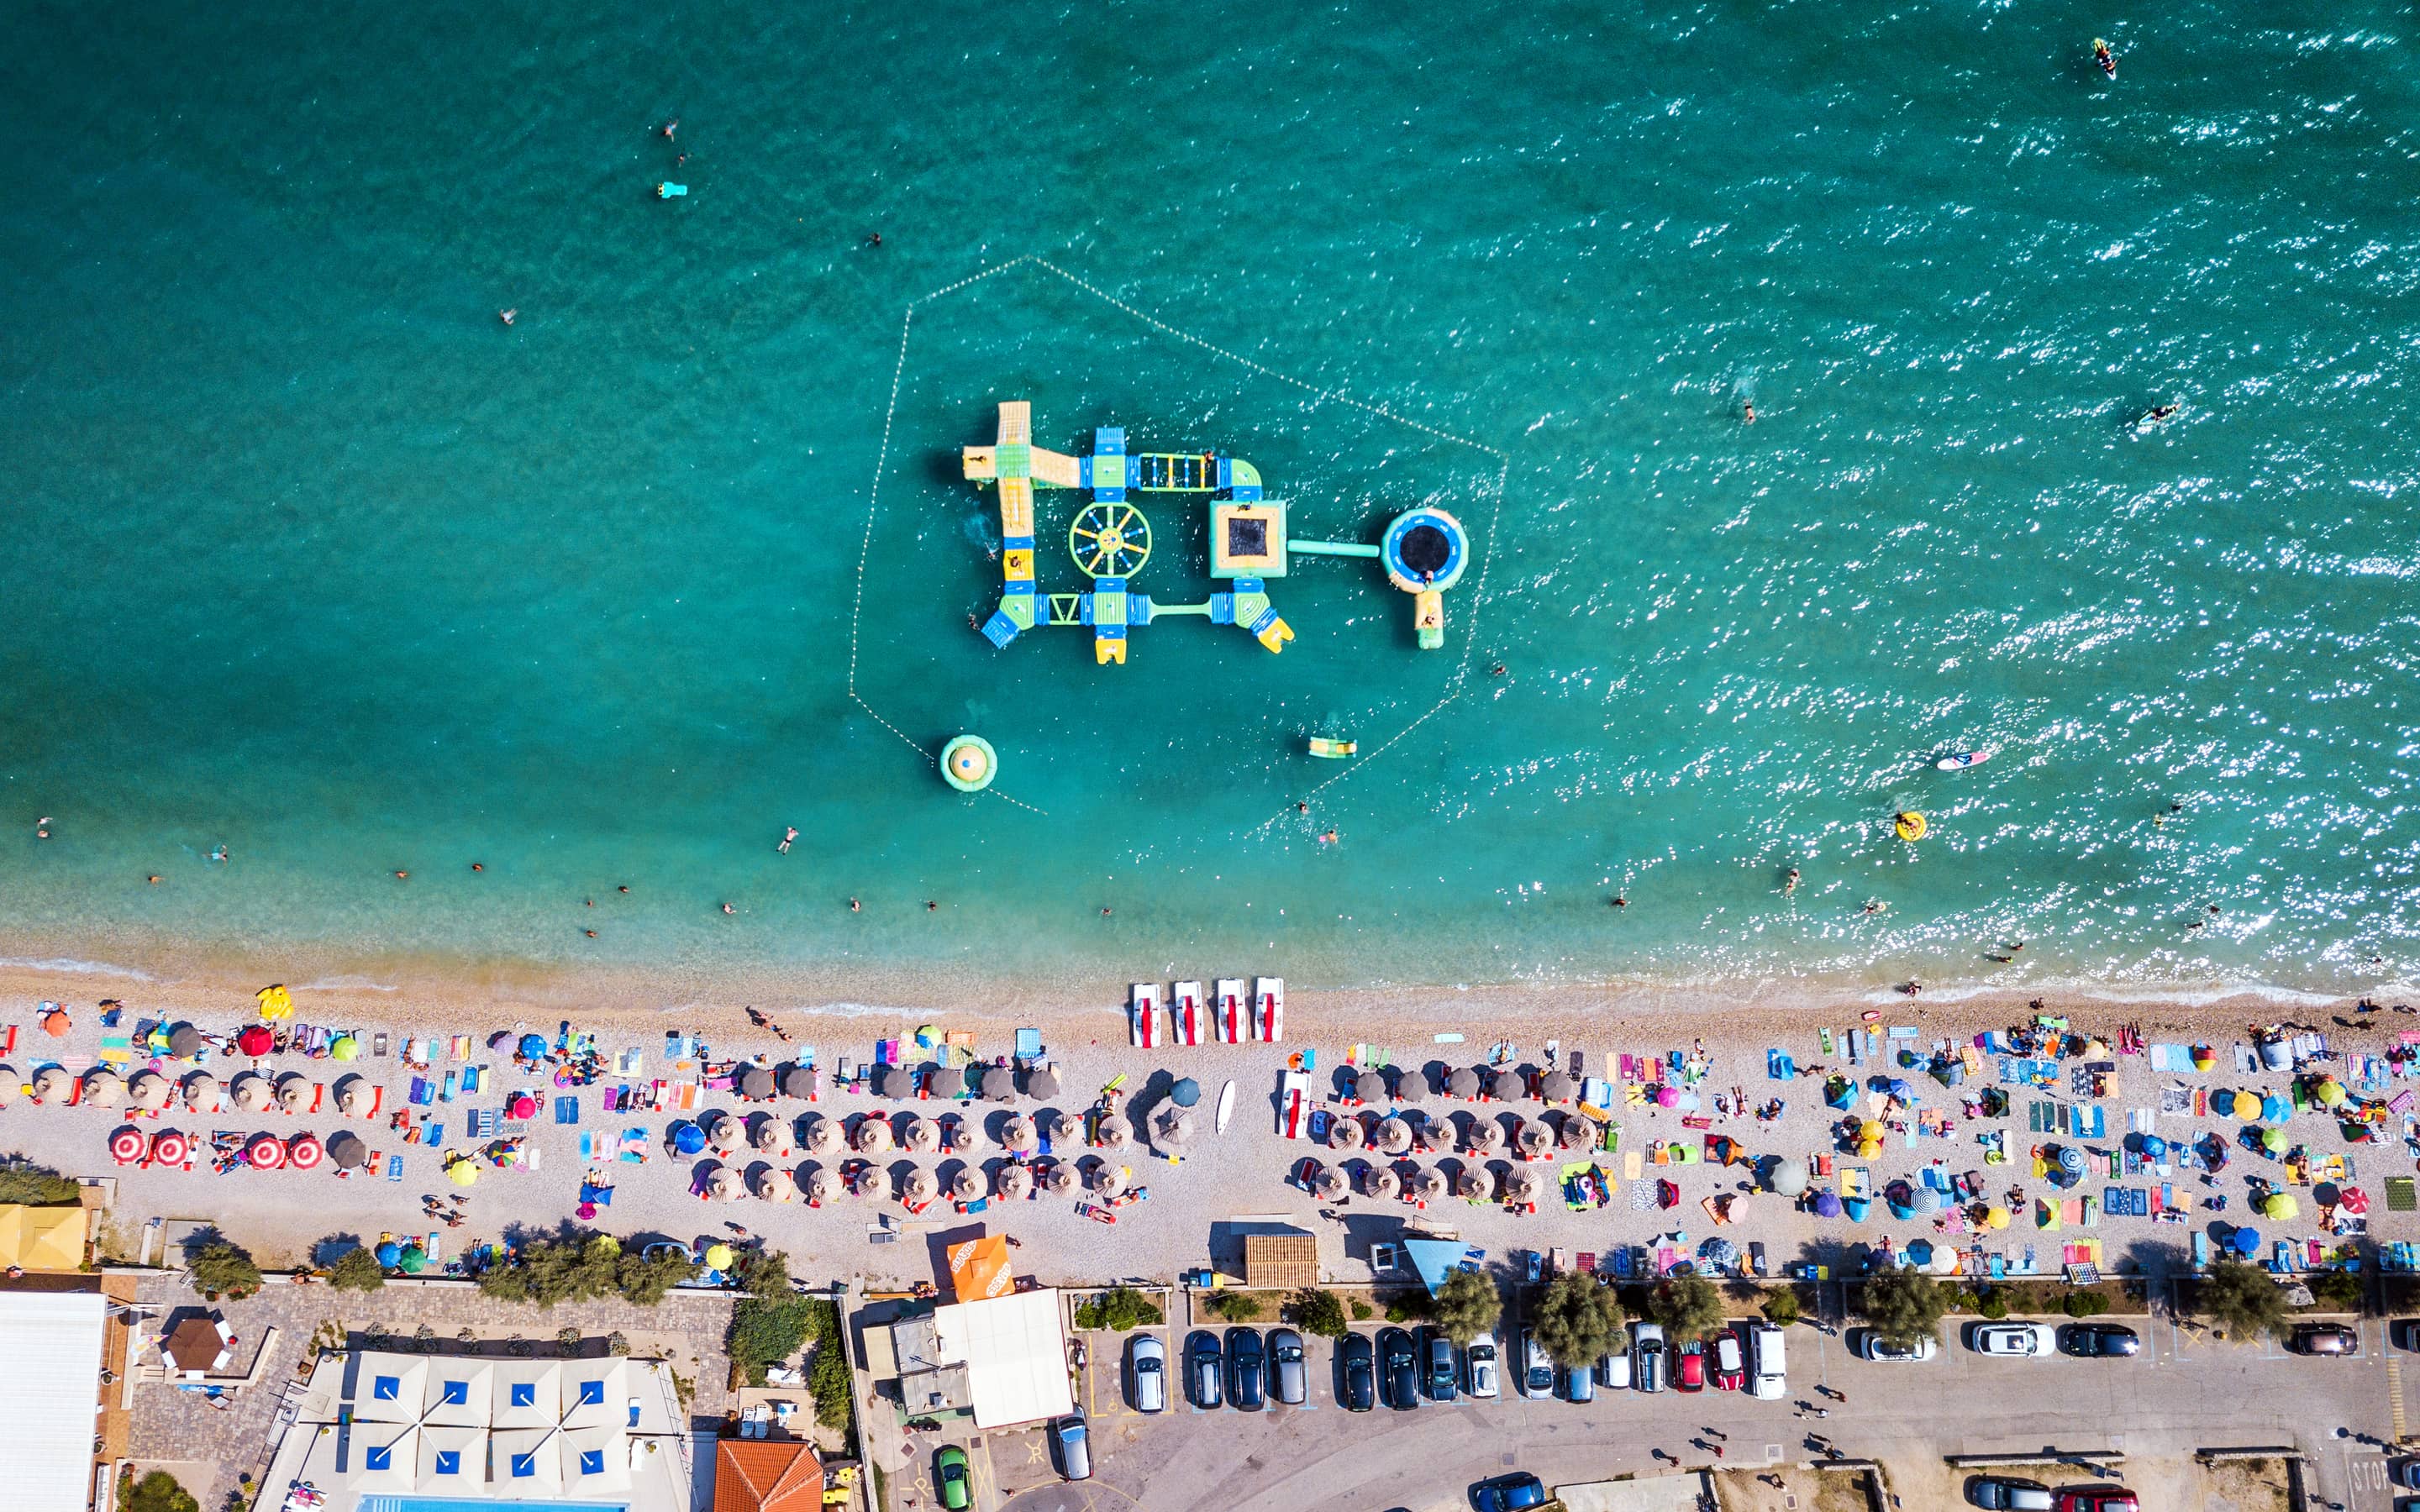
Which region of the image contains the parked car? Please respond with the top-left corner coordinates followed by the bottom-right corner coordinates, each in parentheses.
top-left (1563, 1360), bottom-right (1596, 1404)
top-left (1186, 1330), bottom-right (1223, 1410)
top-left (1379, 1326), bottom-right (1422, 1411)
top-left (1050, 1415), bottom-right (1092, 1482)
top-left (2059, 1323), bottom-right (2140, 1358)
top-left (1596, 1348), bottom-right (1632, 1391)
top-left (1675, 1341), bottom-right (1706, 1392)
top-left (1632, 1321), bottom-right (1668, 1393)
top-left (1969, 1322), bottom-right (2056, 1357)
top-left (934, 1446), bottom-right (971, 1511)
top-left (2293, 1323), bottom-right (2360, 1356)
top-left (1710, 1330), bottom-right (1746, 1391)
top-left (1339, 1332), bottom-right (1376, 1413)
top-left (1127, 1335), bottom-right (1166, 1414)
top-left (1465, 1333), bottom-right (1502, 1399)
top-left (2391, 1458), bottom-right (2420, 1490)
top-left (1226, 1327), bottom-right (1266, 1411)
top-left (2051, 1490), bottom-right (2136, 1512)
top-left (1518, 1329), bottom-right (1555, 1399)
top-left (1423, 1328), bottom-right (1459, 1402)
top-left (1857, 1331), bottom-right (1938, 1362)
top-left (1269, 1328), bottom-right (1307, 1405)
top-left (1746, 1321), bottom-right (1787, 1399)
top-left (1472, 1472), bottom-right (1550, 1511)
top-left (1968, 1475), bottom-right (2052, 1510)
top-left (2392, 1318), bottom-right (2420, 1352)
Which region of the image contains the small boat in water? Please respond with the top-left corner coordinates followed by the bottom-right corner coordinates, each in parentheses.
top-left (1307, 738), bottom-right (1356, 759)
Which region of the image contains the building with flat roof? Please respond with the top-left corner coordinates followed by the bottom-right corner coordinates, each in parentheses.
top-left (0, 1290), bottom-right (108, 1512)
top-left (881, 1288), bottom-right (1072, 1430)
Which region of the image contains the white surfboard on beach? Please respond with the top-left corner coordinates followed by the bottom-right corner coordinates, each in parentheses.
top-left (1215, 1079), bottom-right (1235, 1135)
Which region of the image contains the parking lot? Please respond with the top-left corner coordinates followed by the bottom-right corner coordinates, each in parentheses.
top-left (913, 1304), bottom-right (2410, 1512)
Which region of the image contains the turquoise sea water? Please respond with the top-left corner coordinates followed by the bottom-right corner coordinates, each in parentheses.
top-left (3, 3), bottom-right (2416, 1000)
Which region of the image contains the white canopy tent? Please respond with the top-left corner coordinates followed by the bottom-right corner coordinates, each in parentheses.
top-left (423, 1359), bottom-right (496, 1428)
top-left (417, 1423), bottom-right (491, 1490)
top-left (492, 1358), bottom-right (564, 1430)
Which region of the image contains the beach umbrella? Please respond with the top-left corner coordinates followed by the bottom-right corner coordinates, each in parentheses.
top-left (2036, 1199), bottom-right (2061, 1231)
top-left (1502, 1167), bottom-right (1541, 1206)
top-left (275, 1076), bottom-right (309, 1113)
top-left (672, 1122), bottom-right (708, 1157)
top-left (1911, 1187), bottom-right (1943, 1215)
top-left (1025, 1065), bottom-right (1060, 1100)
top-left (287, 1132), bottom-right (324, 1170)
top-left (1153, 1110), bottom-right (1196, 1150)
top-left (2211, 1089), bottom-right (2238, 1118)
top-left (2315, 1079), bottom-right (2348, 1109)
top-left (803, 1165), bottom-right (840, 1204)
top-left (167, 1023), bottom-right (202, 1058)
top-left (246, 1133), bottom-right (285, 1169)
top-left (2140, 1134), bottom-right (2169, 1162)
top-left (229, 1074), bottom-right (269, 1113)
top-left (1355, 1068), bottom-right (1390, 1105)
top-left (518, 1033), bottom-right (547, 1059)
top-left (1557, 1114), bottom-right (1595, 1150)
top-left (2192, 1046), bottom-right (2217, 1072)
top-left (2260, 1126), bottom-right (2287, 1155)
top-left (2264, 1191), bottom-right (2299, 1221)
top-left (150, 1128), bottom-right (191, 1166)
top-left (125, 1070), bottom-right (171, 1112)
top-left (853, 1116), bottom-right (893, 1154)
top-left (2260, 1094), bottom-right (2291, 1123)
top-left (2230, 1225), bottom-right (2262, 1256)
top-left (702, 1110), bottom-right (741, 1153)
top-left (704, 1242), bottom-right (735, 1272)
top-left (1858, 1119), bottom-right (1886, 1142)
top-left (2340, 1187), bottom-right (2371, 1216)
top-left (1469, 1118), bottom-right (1509, 1157)
top-left (109, 1126), bottom-right (147, 1165)
top-left (41, 1007), bottom-right (71, 1038)
top-left (902, 1168), bottom-right (939, 1206)
top-left (1885, 1077), bottom-right (1913, 1101)
top-left (1328, 1116), bottom-right (1365, 1151)
top-left (952, 1167), bottom-right (984, 1202)
top-left (1362, 1166), bottom-right (1401, 1200)
top-left (1455, 1164), bottom-right (1491, 1200)
top-left (330, 1036), bottom-right (359, 1062)
top-left (397, 1247), bottom-right (427, 1275)
top-left (446, 1157), bottom-right (479, 1187)
top-left (333, 1077), bottom-right (371, 1116)
top-left (1041, 1110), bottom-right (1081, 1147)
top-left (1841, 1196), bottom-right (1870, 1222)
top-left (1655, 1085), bottom-right (1681, 1108)
top-left (1097, 1115), bottom-right (1133, 1148)
top-left (1979, 1203), bottom-right (2010, 1230)
top-left (1538, 1071), bottom-right (1575, 1104)
top-left (739, 1066), bottom-right (774, 1100)
top-left (1767, 1158), bottom-right (1811, 1197)
top-left (903, 1116), bottom-right (939, 1153)
top-left (1095, 1165), bottom-right (1131, 1200)
top-left (803, 1116), bottom-right (842, 1156)
top-left (1700, 1237), bottom-right (1739, 1269)
top-left (1042, 1161), bottom-right (1078, 1195)
top-left (1516, 1119), bottom-right (1552, 1158)
top-left (31, 1066), bottom-right (72, 1105)
top-left (981, 1067), bottom-right (1018, 1102)
top-left (82, 1069), bottom-right (123, 1108)
top-left (1411, 1167), bottom-right (1447, 1205)
top-left (706, 1164), bottom-right (744, 1201)
top-left (876, 1066), bottom-right (914, 1100)
top-left (1906, 1238), bottom-right (1935, 1268)
top-left (0, 1069), bottom-right (16, 1108)
top-left (326, 1131), bottom-right (366, 1169)
top-left (1375, 1118), bottom-right (1413, 1156)
top-left (1002, 1115), bottom-right (1038, 1153)
top-left (376, 1240), bottom-right (403, 1267)
top-left (1171, 1078), bottom-right (1203, 1109)
top-left (236, 1026), bottom-right (274, 1058)
top-left (1314, 1165), bottom-right (1349, 1201)
top-left (1446, 1068), bottom-right (1480, 1100)
top-left (1855, 1137), bottom-right (1882, 1159)
top-left (998, 1163), bottom-right (1034, 1200)
top-left (924, 1064), bottom-right (964, 1100)
top-left (780, 1064), bottom-right (821, 1100)
top-left (751, 1117), bottom-right (790, 1155)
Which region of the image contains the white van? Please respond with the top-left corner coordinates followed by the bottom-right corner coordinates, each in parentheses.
top-left (1746, 1321), bottom-right (1786, 1399)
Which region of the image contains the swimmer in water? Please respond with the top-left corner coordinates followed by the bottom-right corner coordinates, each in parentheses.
top-left (722, 902), bottom-right (736, 915)
top-left (585, 929), bottom-right (597, 937)
top-left (778, 827), bottom-right (797, 854)
top-left (498, 309), bottom-right (515, 327)
top-left (1611, 895), bottom-right (1627, 909)
top-left (471, 862), bottom-right (482, 871)
top-left (1744, 400), bottom-right (1756, 424)
top-left (1863, 900), bottom-right (1886, 915)
top-left (2144, 403), bottom-right (2177, 424)
top-left (849, 897), bottom-right (860, 912)
top-left (661, 118), bottom-right (678, 139)
top-left (926, 900), bottom-right (939, 912)
top-left (1319, 829), bottom-right (1339, 845)
top-left (1783, 867), bottom-right (1800, 897)
top-left (866, 232), bottom-right (881, 247)
top-left (211, 845), bottom-right (229, 863)
top-left (394, 870), bottom-right (408, 880)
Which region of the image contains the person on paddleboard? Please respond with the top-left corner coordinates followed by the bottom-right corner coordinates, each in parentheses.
top-left (2094, 39), bottom-right (2117, 77)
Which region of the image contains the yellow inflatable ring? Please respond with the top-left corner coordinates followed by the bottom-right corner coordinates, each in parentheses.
top-left (1894, 811), bottom-right (1928, 842)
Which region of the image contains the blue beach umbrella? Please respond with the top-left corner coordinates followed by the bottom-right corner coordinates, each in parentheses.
top-left (375, 1241), bottom-right (402, 1268)
top-left (1906, 1238), bottom-right (1935, 1267)
top-left (2260, 1094), bottom-right (2291, 1123)
top-left (518, 1033), bottom-right (547, 1058)
top-left (1842, 1197), bottom-right (1871, 1222)
top-left (1171, 1079), bottom-right (1202, 1108)
top-left (2230, 1226), bottom-right (2262, 1256)
top-left (2142, 1135), bottom-right (2168, 1161)
top-left (673, 1122), bottom-right (708, 1156)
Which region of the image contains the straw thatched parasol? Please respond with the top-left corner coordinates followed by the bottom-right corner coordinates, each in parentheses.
top-left (1328, 1115), bottom-right (1367, 1152)
top-left (902, 1168), bottom-right (939, 1206)
top-left (924, 1064), bottom-right (965, 1100)
top-left (182, 1071), bottom-right (218, 1110)
top-left (230, 1074), bottom-right (271, 1113)
top-left (1411, 1167), bottom-right (1447, 1205)
top-left (778, 1064), bottom-right (819, 1100)
top-left (129, 1070), bottom-right (171, 1111)
top-left (1151, 1110), bottom-right (1195, 1154)
top-left (1538, 1070), bottom-right (1576, 1104)
top-left (876, 1065), bottom-right (915, 1100)
top-left (1043, 1110), bottom-right (1081, 1147)
top-left (1355, 1068), bottom-right (1392, 1105)
top-left (1025, 1065), bottom-right (1061, 1100)
top-left (1446, 1067), bottom-right (1481, 1100)
top-left (1557, 1113), bottom-right (1596, 1149)
top-left (981, 1066), bottom-right (1018, 1103)
top-left (1468, 1117), bottom-right (1508, 1157)
top-left (326, 1130), bottom-right (369, 1168)
top-left (904, 1116), bottom-right (940, 1153)
top-left (1455, 1164), bottom-right (1491, 1200)
top-left (1097, 1115), bottom-right (1134, 1149)
top-left (739, 1066), bottom-right (775, 1100)
top-left (82, 1069), bottom-right (123, 1108)
top-left (702, 1110), bottom-right (741, 1153)
top-left (1313, 1164), bottom-right (1349, 1200)
top-left (1503, 1167), bottom-right (1542, 1205)
top-left (853, 1116), bottom-right (894, 1154)
top-left (750, 1116), bottom-right (791, 1155)
top-left (853, 1163), bottom-right (892, 1200)
top-left (275, 1074), bottom-right (309, 1113)
top-left (1002, 1115), bottom-right (1038, 1153)
top-left (1362, 1165), bottom-right (1401, 1200)
top-left (997, 1163), bottom-right (1034, 1200)
top-left (31, 1066), bottom-right (71, 1105)
top-left (1042, 1161), bottom-right (1078, 1195)
top-left (752, 1165), bottom-right (794, 1202)
top-left (1374, 1117), bottom-right (1413, 1157)
top-left (952, 1166), bottom-right (985, 1203)
top-left (804, 1116), bottom-right (843, 1156)
top-left (1516, 1119), bottom-right (1552, 1158)
top-left (705, 1164), bottom-right (744, 1200)
top-left (805, 1164), bottom-right (841, 1205)
top-left (334, 1075), bottom-right (372, 1116)
top-left (1094, 1165), bottom-right (1131, 1200)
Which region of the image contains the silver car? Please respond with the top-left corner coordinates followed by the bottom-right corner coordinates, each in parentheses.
top-left (1128, 1335), bottom-right (1166, 1414)
top-left (1269, 1328), bottom-right (1307, 1405)
top-left (1631, 1320), bottom-right (1667, 1393)
top-left (1465, 1334), bottom-right (1502, 1399)
top-left (1517, 1329), bottom-right (1555, 1399)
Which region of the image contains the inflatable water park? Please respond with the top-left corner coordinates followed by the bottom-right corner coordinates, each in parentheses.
top-left (961, 402), bottom-right (1471, 664)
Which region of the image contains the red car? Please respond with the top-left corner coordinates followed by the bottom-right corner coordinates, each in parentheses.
top-left (1674, 1342), bottom-right (1706, 1392)
top-left (1709, 1331), bottom-right (1745, 1391)
top-left (2054, 1490), bottom-right (2138, 1512)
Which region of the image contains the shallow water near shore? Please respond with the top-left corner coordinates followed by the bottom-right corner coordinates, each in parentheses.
top-left (2, 3), bottom-right (2417, 1003)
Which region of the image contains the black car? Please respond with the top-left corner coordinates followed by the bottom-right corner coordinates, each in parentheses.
top-left (1185, 1330), bottom-right (1223, 1409)
top-left (1226, 1327), bottom-right (1267, 1411)
top-left (1339, 1332), bottom-right (1376, 1412)
top-left (1423, 1327), bottom-right (1459, 1403)
top-left (1377, 1326), bottom-right (1421, 1411)
top-left (2060, 1322), bottom-right (2141, 1358)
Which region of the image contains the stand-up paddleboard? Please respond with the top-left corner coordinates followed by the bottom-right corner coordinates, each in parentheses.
top-left (1253, 977), bottom-right (1286, 1042)
top-left (1128, 983), bottom-right (1161, 1049)
top-left (1213, 979), bottom-right (1245, 1043)
top-left (1172, 980), bottom-right (1203, 1047)
top-left (1215, 1079), bottom-right (1236, 1135)
top-left (2093, 38), bottom-right (2116, 78)
top-left (1936, 750), bottom-right (1992, 771)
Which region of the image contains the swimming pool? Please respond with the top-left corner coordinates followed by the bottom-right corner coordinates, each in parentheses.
top-left (355, 1499), bottom-right (627, 1512)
